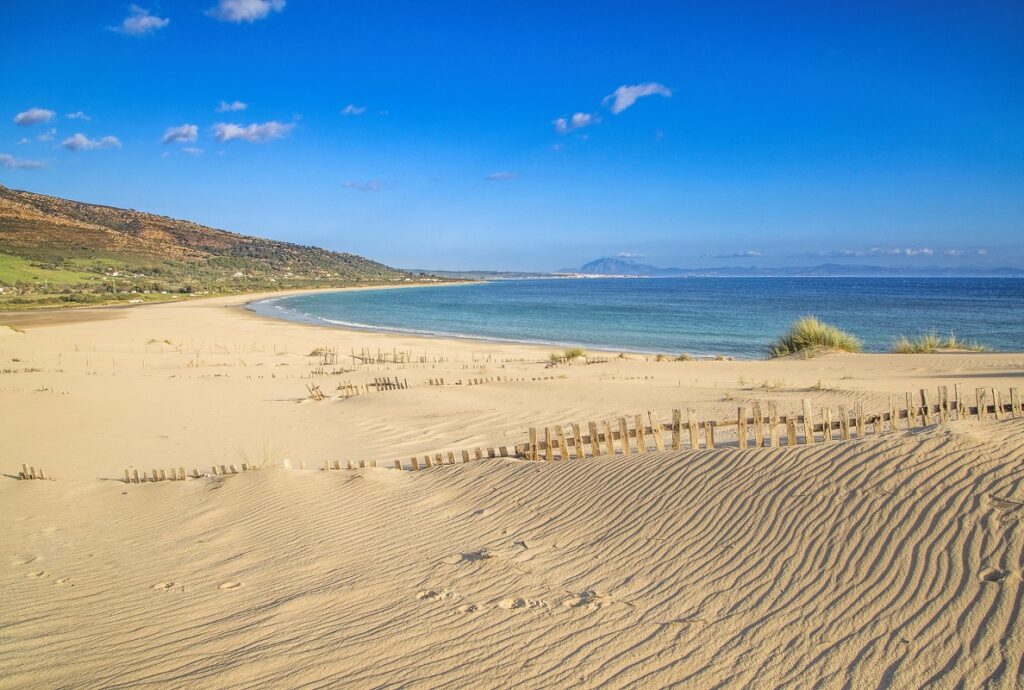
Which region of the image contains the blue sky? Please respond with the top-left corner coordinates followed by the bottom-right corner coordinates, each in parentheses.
top-left (1, 1), bottom-right (1022, 271)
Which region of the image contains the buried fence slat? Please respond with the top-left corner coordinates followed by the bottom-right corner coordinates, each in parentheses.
top-left (1011, 388), bottom-right (1021, 418)
top-left (955, 383), bottom-right (965, 419)
top-left (634, 415), bottom-right (647, 453)
top-left (424, 454), bottom-right (432, 468)
top-left (528, 428), bottom-right (538, 462)
top-left (838, 405), bottom-right (851, 440)
top-left (619, 418), bottom-right (632, 455)
top-left (411, 456), bottom-right (420, 471)
top-left (888, 396), bottom-right (898, 433)
top-left (589, 422), bottom-right (601, 457)
top-left (475, 447), bottom-right (484, 461)
top-left (855, 402), bottom-right (866, 437)
top-left (802, 399), bottom-right (815, 444)
top-left (752, 403), bottom-right (765, 447)
top-left (704, 421), bottom-right (715, 449)
top-left (976, 388), bottom-right (987, 421)
top-left (671, 409), bottom-right (682, 450)
top-left (822, 408), bottom-right (833, 443)
top-left (124, 469), bottom-right (131, 484)
top-left (462, 450), bottom-right (471, 463)
top-left (447, 452), bottom-right (456, 465)
top-left (786, 418), bottom-right (798, 446)
top-left (649, 412), bottom-right (665, 451)
top-left (500, 446), bottom-right (509, 457)
top-left (544, 428), bottom-right (554, 462)
top-left (920, 390), bottom-right (932, 426)
top-left (688, 409), bottom-right (700, 449)
top-left (737, 407), bottom-right (748, 448)
top-left (555, 426), bottom-right (570, 461)
top-left (768, 403), bottom-right (780, 447)
top-left (394, 459), bottom-right (402, 470)
top-left (572, 423), bottom-right (585, 459)
top-left (993, 388), bottom-right (1004, 421)
top-left (905, 392), bottom-right (916, 428)
top-left (603, 420), bottom-right (615, 456)
top-left (939, 386), bottom-right (950, 424)
top-left (435, 453), bottom-right (443, 467)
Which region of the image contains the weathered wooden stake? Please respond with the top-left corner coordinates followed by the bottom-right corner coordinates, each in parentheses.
top-left (588, 421), bottom-right (601, 457)
top-left (955, 383), bottom-right (965, 418)
top-left (394, 459), bottom-right (402, 470)
top-left (752, 403), bottom-right (764, 447)
top-left (124, 469), bottom-right (131, 484)
top-left (939, 386), bottom-right (950, 423)
top-left (768, 403), bottom-right (780, 447)
top-left (737, 407), bottom-right (748, 448)
top-left (855, 402), bottom-right (865, 437)
top-left (528, 428), bottom-right (538, 461)
top-left (602, 420), bottom-right (615, 455)
top-left (905, 392), bottom-right (916, 428)
top-left (649, 412), bottom-right (665, 451)
top-left (544, 428), bottom-right (554, 462)
top-left (634, 415), bottom-right (647, 453)
top-left (786, 419), bottom-right (797, 446)
top-left (920, 390), bottom-right (932, 426)
top-left (572, 423), bottom-right (584, 459)
top-left (475, 447), bottom-right (484, 461)
top-left (555, 426), bottom-right (570, 461)
top-left (822, 408), bottom-right (833, 443)
top-left (802, 399), bottom-right (815, 444)
top-left (976, 388), bottom-right (987, 421)
top-left (619, 417), bottom-right (632, 455)
top-left (688, 409), bottom-right (700, 449)
top-left (838, 405), bottom-right (851, 440)
top-left (704, 421), bottom-right (715, 449)
top-left (993, 388), bottom-right (1004, 421)
top-left (1011, 388), bottom-right (1021, 418)
top-left (462, 450), bottom-right (471, 463)
top-left (671, 409), bottom-right (682, 450)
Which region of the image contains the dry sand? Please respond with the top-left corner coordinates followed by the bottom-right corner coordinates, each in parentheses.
top-left (1, 290), bottom-right (1022, 688)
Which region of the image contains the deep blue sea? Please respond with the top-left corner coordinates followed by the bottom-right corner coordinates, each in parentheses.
top-left (249, 278), bottom-right (1024, 358)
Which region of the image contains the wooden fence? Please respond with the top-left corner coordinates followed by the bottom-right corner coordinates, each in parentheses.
top-left (517, 384), bottom-right (1021, 461)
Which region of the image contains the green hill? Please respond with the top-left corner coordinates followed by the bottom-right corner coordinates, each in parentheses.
top-left (0, 185), bottom-right (417, 308)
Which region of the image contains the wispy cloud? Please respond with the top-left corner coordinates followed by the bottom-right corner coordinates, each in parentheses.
top-left (111, 5), bottom-right (169, 36)
top-left (36, 128), bottom-right (56, 143)
top-left (616, 252), bottom-right (644, 259)
top-left (182, 147), bottom-right (205, 156)
top-left (66, 111), bottom-right (90, 121)
top-left (553, 112), bottom-right (598, 134)
top-left (342, 179), bottom-right (386, 192)
top-left (61, 133), bottom-right (122, 151)
top-left (341, 104), bottom-right (367, 116)
top-left (207, 0), bottom-right (285, 23)
top-left (211, 121), bottom-right (293, 143)
top-left (0, 153), bottom-right (46, 170)
top-left (715, 250), bottom-right (763, 258)
top-left (603, 82), bottom-right (672, 114)
top-left (484, 171), bottom-right (516, 181)
top-left (161, 124), bottom-right (198, 144)
top-left (14, 108), bottom-right (55, 126)
top-left (804, 247), bottom-right (935, 258)
top-left (216, 100), bottom-right (247, 112)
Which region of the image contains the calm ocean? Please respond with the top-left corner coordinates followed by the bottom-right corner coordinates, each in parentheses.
top-left (249, 278), bottom-right (1024, 358)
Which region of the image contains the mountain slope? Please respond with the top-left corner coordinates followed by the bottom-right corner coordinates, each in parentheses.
top-left (0, 185), bottom-right (409, 294)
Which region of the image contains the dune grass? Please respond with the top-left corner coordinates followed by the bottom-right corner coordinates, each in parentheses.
top-left (767, 316), bottom-right (862, 358)
top-left (891, 330), bottom-right (990, 354)
top-left (548, 347), bottom-right (587, 363)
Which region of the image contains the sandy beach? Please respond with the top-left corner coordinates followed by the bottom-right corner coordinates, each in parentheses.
top-left (2, 291), bottom-right (1022, 688)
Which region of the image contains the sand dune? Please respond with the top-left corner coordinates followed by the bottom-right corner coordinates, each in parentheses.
top-left (2, 293), bottom-right (1023, 688)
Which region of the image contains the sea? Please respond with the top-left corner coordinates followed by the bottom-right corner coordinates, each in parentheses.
top-left (248, 277), bottom-right (1024, 358)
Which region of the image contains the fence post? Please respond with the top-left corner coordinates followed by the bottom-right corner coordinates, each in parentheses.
top-left (475, 447), bottom-right (484, 461)
top-left (905, 392), bottom-right (917, 428)
top-left (589, 421), bottom-right (601, 457)
top-left (920, 390), bottom-right (932, 425)
top-left (619, 418), bottom-right (632, 455)
top-left (411, 456), bottom-right (419, 471)
top-left (854, 402), bottom-right (865, 437)
top-left (704, 421), bottom-right (715, 449)
top-left (786, 418), bottom-right (797, 446)
top-left (634, 415), bottom-right (647, 453)
top-left (737, 407), bottom-right (748, 448)
top-left (802, 399), bottom-right (814, 444)
top-left (555, 426), bottom-right (570, 461)
top-left (394, 459), bottom-right (402, 470)
top-left (603, 420), bottom-right (615, 455)
top-left (838, 405), bottom-right (851, 440)
top-left (529, 428), bottom-right (538, 462)
top-left (768, 403), bottom-right (780, 447)
top-left (1011, 388), bottom-right (1021, 418)
top-left (671, 409), bottom-right (682, 450)
top-left (544, 428), bottom-right (554, 462)
top-left (993, 389), bottom-right (1004, 421)
top-left (976, 388), bottom-right (987, 420)
top-left (649, 412), bottom-right (665, 451)
top-left (822, 407), bottom-right (833, 443)
top-left (572, 423), bottom-right (585, 459)
top-left (954, 383), bottom-right (965, 419)
top-left (462, 450), bottom-right (471, 463)
top-left (753, 403), bottom-right (764, 447)
top-left (688, 409), bottom-right (700, 449)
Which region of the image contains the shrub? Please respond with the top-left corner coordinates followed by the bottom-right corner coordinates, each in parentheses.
top-left (891, 330), bottom-right (990, 354)
top-left (767, 316), bottom-right (862, 358)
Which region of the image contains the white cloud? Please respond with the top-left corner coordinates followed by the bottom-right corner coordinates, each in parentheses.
top-left (806, 247), bottom-right (935, 258)
top-left (976, 248), bottom-right (988, 255)
top-left (14, 108), bottom-right (55, 126)
top-left (182, 147), bottom-right (205, 156)
top-left (342, 180), bottom-right (385, 192)
top-left (943, 249), bottom-right (964, 257)
top-left (61, 133), bottom-right (122, 151)
top-left (17, 137), bottom-right (30, 145)
top-left (211, 121), bottom-right (293, 143)
top-left (341, 104), bottom-right (367, 116)
top-left (0, 153), bottom-right (46, 170)
top-left (716, 250), bottom-right (763, 258)
top-left (485, 171), bottom-right (516, 181)
top-left (616, 252), bottom-right (644, 259)
top-left (66, 111), bottom-right (91, 120)
top-left (112, 5), bottom-right (170, 36)
top-left (553, 112), bottom-right (598, 134)
top-left (36, 128), bottom-right (56, 143)
top-left (207, 0), bottom-right (285, 23)
top-left (162, 124), bottom-right (198, 144)
top-left (603, 82), bottom-right (672, 114)
top-left (216, 100), bottom-right (247, 112)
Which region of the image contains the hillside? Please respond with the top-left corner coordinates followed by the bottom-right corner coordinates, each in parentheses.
top-left (0, 185), bottom-right (413, 307)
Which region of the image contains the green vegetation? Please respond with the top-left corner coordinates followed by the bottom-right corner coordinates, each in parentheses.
top-left (767, 316), bottom-right (863, 358)
top-left (548, 347), bottom-right (587, 363)
top-left (891, 330), bottom-right (990, 354)
top-left (0, 184), bottom-right (443, 311)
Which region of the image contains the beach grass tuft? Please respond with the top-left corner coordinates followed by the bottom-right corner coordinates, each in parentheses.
top-left (768, 316), bottom-right (862, 358)
top-left (891, 330), bottom-right (990, 354)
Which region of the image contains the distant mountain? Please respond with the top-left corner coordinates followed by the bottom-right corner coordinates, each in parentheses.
top-left (559, 257), bottom-right (1024, 278)
top-left (0, 185), bottom-right (411, 295)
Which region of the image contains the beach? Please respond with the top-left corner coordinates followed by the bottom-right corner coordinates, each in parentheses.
top-left (2, 290), bottom-right (1022, 688)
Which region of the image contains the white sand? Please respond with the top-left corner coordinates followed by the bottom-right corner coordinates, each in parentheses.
top-left (1, 292), bottom-right (1022, 688)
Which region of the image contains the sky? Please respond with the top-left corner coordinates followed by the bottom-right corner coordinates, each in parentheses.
top-left (1, 1), bottom-right (1023, 271)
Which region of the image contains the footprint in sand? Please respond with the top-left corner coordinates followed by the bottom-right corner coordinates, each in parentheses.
top-left (26, 571), bottom-right (47, 578)
top-left (416, 588), bottom-right (454, 601)
top-left (458, 604), bottom-right (479, 613)
top-left (152, 582), bottom-right (176, 590)
top-left (562, 590), bottom-right (605, 609)
top-left (499, 597), bottom-right (546, 611)
top-left (219, 581), bottom-right (243, 590)
top-left (55, 578), bottom-right (71, 585)
top-left (981, 568), bottom-right (1009, 583)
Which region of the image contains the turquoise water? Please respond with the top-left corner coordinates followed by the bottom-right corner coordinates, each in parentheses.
top-left (249, 278), bottom-right (1024, 358)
